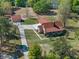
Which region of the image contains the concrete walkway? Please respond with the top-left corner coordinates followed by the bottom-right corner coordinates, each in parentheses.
top-left (22, 24), bottom-right (40, 30)
top-left (15, 22), bottom-right (29, 59)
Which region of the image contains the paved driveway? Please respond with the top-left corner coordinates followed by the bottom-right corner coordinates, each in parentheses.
top-left (14, 23), bottom-right (42, 59)
top-left (15, 22), bottom-right (29, 59)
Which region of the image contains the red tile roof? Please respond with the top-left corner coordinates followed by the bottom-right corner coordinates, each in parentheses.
top-left (54, 20), bottom-right (64, 28)
top-left (45, 27), bottom-right (64, 33)
top-left (11, 15), bottom-right (21, 22)
top-left (42, 23), bottom-right (63, 33)
top-left (38, 17), bottom-right (64, 33)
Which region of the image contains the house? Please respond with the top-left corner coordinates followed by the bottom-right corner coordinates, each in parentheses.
top-left (37, 17), bottom-right (66, 37)
top-left (10, 15), bottom-right (22, 22)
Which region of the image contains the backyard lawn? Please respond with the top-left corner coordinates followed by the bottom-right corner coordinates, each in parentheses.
top-left (23, 18), bottom-right (38, 24)
top-left (25, 29), bottom-right (79, 51)
top-left (25, 29), bottom-right (60, 46)
top-left (66, 19), bottom-right (78, 27)
top-left (25, 30), bottom-right (40, 40)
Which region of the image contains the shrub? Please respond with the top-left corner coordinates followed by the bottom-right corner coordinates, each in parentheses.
top-left (29, 44), bottom-right (42, 59)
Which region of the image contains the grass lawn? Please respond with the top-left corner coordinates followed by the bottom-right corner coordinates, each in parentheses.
top-left (68, 39), bottom-right (79, 48)
top-left (23, 18), bottom-right (37, 24)
top-left (66, 19), bottom-right (78, 27)
top-left (25, 29), bottom-right (56, 53)
top-left (25, 29), bottom-right (43, 45)
top-left (25, 30), bottom-right (40, 40)
top-left (67, 28), bottom-right (79, 50)
top-left (25, 29), bottom-right (60, 46)
top-left (25, 29), bottom-right (79, 50)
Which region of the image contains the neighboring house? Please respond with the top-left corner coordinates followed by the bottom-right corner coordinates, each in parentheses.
top-left (10, 15), bottom-right (22, 22)
top-left (37, 17), bottom-right (66, 36)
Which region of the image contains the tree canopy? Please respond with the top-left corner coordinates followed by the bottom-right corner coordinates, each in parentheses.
top-left (15, 0), bottom-right (27, 7)
top-left (33, 0), bottom-right (50, 14)
top-left (72, 0), bottom-right (79, 13)
top-left (28, 0), bottom-right (40, 7)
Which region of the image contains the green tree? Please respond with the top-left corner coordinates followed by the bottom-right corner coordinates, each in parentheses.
top-left (28, 0), bottom-right (40, 7)
top-left (15, 0), bottom-right (27, 7)
top-left (0, 17), bottom-right (19, 45)
top-left (72, 0), bottom-right (79, 13)
top-left (29, 44), bottom-right (41, 59)
top-left (9, 0), bottom-right (15, 6)
top-left (33, 0), bottom-right (50, 14)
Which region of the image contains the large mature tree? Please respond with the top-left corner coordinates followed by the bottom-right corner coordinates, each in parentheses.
top-left (72, 0), bottom-right (79, 13)
top-left (15, 0), bottom-right (27, 7)
top-left (57, 0), bottom-right (72, 27)
top-left (0, 17), bottom-right (19, 45)
top-left (33, 0), bottom-right (50, 14)
top-left (29, 44), bottom-right (41, 59)
top-left (9, 0), bottom-right (15, 6)
top-left (28, 0), bottom-right (40, 7)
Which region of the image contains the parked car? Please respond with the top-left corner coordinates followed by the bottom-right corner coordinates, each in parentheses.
top-left (16, 45), bottom-right (29, 52)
